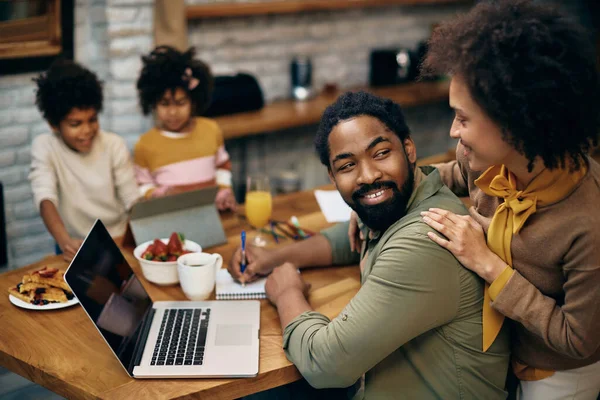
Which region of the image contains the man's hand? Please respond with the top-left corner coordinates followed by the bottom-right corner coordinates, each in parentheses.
top-left (228, 245), bottom-right (279, 284)
top-left (58, 237), bottom-right (83, 263)
top-left (265, 263), bottom-right (311, 306)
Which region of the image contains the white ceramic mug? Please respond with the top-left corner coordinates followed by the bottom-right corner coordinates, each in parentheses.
top-left (177, 252), bottom-right (223, 301)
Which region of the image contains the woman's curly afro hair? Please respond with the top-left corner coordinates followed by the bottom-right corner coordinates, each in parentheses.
top-left (137, 46), bottom-right (214, 115)
top-left (421, 0), bottom-right (600, 171)
top-left (33, 59), bottom-right (103, 127)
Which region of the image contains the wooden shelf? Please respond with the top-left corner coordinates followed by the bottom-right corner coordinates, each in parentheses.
top-left (187, 0), bottom-right (472, 19)
top-left (216, 80), bottom-right (450, 140)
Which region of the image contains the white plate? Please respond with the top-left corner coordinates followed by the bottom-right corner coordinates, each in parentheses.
top-left (9, 294), bottom-right (79, 311)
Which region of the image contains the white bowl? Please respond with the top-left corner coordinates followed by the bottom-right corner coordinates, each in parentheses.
top-left (133, 239), bottom-right (202, 285)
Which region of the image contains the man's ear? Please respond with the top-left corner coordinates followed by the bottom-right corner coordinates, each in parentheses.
top-left (403, 137), bottom-right (417, 165)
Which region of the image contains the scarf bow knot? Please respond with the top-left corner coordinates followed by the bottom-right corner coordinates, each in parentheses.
top-left (474, 163), bottom-right (585, 352)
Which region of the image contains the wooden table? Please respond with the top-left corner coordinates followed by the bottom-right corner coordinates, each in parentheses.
top-left (0, 188), bottom-right (361, 400)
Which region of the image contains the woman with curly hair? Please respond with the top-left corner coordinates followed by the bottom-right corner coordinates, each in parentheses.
top-left (343, 1), bottom-right (600, 398)
top-left (29, 60), bottom-right (140, 262)
top-left (415, 1), bottom-right (600, 399)
top-left (134, 46), bottom-right (236, 211)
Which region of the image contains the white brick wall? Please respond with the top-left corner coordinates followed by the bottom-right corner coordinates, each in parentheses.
top-left (104, 0), bottom-right (154, 143)
top-left (0, 0), bottom-right (465, 270)
top-left (188, 4), bottom-right (468, 101)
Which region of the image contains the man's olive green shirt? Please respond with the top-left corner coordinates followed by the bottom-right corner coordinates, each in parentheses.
top-left (283, 167), bottom-right (510, 399)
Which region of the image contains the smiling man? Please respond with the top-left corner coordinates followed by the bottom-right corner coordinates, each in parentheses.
top-left (228, 92), bottom-right (510, 399)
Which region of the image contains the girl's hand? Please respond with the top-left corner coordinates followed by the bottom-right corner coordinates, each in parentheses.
top-left (216, 187), bottom-right (237, 212)
top-left (348, 211), bottom-right (363, 253)
top-left (347, 211), bottom-right (374, 253)
top-left (421, 208), bottom-right (506, 283)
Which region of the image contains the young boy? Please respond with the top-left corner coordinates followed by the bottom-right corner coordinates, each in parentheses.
top-left (29, 60), bottom-right (140, 262)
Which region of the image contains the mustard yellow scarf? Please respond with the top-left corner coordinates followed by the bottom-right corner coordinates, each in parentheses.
top-left (475, 163), bottom-right (586, 358)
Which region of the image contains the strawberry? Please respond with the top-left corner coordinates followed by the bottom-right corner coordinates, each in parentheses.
top-left (38, 267), bottom-right (59, 278)
top-left (152, 239), bottom-right (169, 261)
top-left (166, 255), bottom-right (178, 262)
top-left (141, 244), bottom-right (155, 260)
top-left (166, 232), bottom-right (184, 257)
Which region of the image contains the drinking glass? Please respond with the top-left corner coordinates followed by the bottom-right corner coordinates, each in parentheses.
top-left (245, 174), bottom-right (273, 247)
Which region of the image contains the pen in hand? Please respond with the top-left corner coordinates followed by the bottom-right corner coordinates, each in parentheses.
top-left (240, 230), bottom-right (246, 287)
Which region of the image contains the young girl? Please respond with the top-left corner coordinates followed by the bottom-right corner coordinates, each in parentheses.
top-left (30, 60), bottom-right (140, 262)
top-left (134, 46), bottom-right (236, 211)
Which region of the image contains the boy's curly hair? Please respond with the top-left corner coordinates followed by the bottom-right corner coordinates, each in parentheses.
top-left (421, 0), bottom-right (600, 171)
top-left (315, 91), bottom-right (410, 169)
top-left (137, 46), bottom-right (214, 115)
top-left (33, 59), bottom-right (103, 127)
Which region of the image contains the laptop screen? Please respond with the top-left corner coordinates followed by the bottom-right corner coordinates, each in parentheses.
top-left (65, 220), bottom-right (152, 374)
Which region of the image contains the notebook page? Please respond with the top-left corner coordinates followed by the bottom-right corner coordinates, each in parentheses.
top-left (314, 190), bottom-right (352, 222)
top-left (215, 269), bottom-right (267, 300)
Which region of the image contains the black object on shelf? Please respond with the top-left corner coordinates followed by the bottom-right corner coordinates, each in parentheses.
top-left (203, 73), bottom-right (265, 117)
top-left (369, 41), bottom-right (437, 87)
top-left (370, 48), bottom-right (417, 86)
top-left (0, 182), bottom-right (7, 267)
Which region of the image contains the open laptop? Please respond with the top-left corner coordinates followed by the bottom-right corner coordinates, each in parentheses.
top-left (65, 219), bottom-right (260, 378)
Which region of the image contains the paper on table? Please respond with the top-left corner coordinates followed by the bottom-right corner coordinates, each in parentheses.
top-left (216, 269), bottom-right (266, 300)
top-left (314, 190), bottom-right (352, 223)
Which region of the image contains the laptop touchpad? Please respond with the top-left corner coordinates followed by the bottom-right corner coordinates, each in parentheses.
top-left (215, 324), bottom-right (253, 346)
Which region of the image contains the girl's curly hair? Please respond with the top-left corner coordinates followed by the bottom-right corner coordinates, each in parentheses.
top-left (136, 46), bottom-right (214, 115)
top-left (34, 59), bottom-right (103, 127)
top-left (421, 0), bottom-right (600, 171)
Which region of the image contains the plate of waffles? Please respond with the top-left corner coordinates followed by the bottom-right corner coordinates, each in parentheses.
top-left (7, 266), bottom-right (78, 310)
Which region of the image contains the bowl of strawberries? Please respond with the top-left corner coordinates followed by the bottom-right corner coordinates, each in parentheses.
top-left (133, 232), bottom-right (202, 285)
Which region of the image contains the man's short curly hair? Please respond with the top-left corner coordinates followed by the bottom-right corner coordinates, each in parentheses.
top-left (315, 91), bottom-right (411, 168)
top-left (137, 46), bottom-right (214, 115)
top-left (421, 0), bottom-right (600, 171)
top-left (33, 59), bottom-right (103, 127)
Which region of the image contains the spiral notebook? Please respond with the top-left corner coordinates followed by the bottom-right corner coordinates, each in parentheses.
top-left (216, 269), bottom-right (267, 300)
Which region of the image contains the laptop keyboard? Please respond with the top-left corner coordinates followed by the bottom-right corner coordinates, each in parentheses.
top-left (151, 308), bottom-right (210, 366)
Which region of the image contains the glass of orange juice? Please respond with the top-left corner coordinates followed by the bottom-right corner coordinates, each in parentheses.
top-left (245, 174), bottom-right (273, 247)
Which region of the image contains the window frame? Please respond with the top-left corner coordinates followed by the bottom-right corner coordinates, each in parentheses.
top-left (0, 0), bottom-right (74, 75)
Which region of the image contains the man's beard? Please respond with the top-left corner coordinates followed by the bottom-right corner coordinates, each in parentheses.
top-left (350, 167), bottom-right (415, 233)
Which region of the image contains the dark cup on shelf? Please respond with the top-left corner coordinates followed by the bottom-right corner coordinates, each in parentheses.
top-left (291, 56), bottom-right (315, 100)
